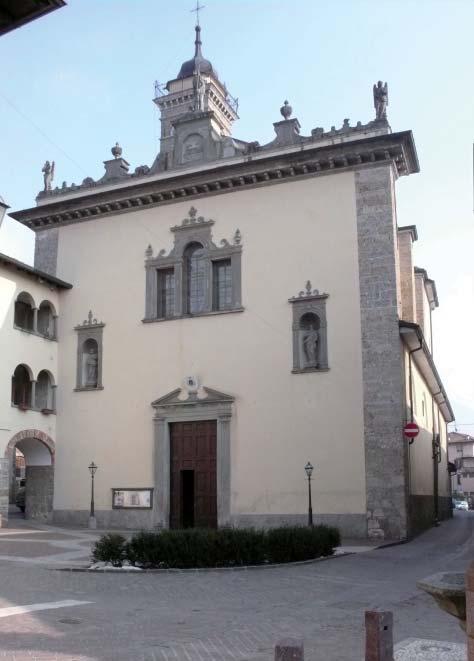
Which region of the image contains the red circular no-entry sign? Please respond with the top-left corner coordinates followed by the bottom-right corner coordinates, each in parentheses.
top-left (404, 422), bottom-right (419, 439)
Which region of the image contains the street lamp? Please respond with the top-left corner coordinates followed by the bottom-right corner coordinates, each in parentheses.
top-left (88, 461), bottom-right (98, 529)
top-left (305, 461), bottom-right (314, 527)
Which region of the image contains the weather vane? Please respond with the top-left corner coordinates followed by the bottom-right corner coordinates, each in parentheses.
top-left (191, 1), bottom-right (205, 26)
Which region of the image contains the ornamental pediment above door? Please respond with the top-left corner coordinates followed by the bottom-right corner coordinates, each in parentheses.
top-left (151, 386), bottom-right (234, 411)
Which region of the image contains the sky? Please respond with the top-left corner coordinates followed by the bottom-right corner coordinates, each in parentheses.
top-left (0, 0), bottom-right (473, 429)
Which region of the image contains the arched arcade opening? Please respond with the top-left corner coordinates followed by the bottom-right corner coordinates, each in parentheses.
top-left (3, 430), bottom-right (55, 524)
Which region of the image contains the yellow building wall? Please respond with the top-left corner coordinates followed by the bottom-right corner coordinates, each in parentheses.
top-left (52, 172), bottom-right (368, 519)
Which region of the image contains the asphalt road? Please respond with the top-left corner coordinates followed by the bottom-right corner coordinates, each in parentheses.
top-left (0, 512), bottom-right (472, 660)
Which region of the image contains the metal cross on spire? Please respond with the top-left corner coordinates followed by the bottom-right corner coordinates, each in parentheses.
top-left (191, 1), bottom-right (205, 26)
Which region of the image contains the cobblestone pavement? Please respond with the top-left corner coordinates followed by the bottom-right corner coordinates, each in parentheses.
top-left (0, 512), bottom-right (472, 661)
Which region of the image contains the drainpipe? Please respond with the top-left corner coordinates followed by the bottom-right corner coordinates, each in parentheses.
top-left (408, 332), bottom-right (423, 432)
top-left (432, 391), bottom-right (443, 526)
top-left (407, 330), bottom-right (423, 537)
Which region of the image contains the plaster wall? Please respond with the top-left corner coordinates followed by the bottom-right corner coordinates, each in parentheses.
top-left (52, 173), bottom-right (367, 523)
top-left (421, 284), bottom-right (433, 353)
top-left (457, 475), bottom-right (474, 495)
top-left (415, 275), bottom-right (433, 351)
top-left (438, 419), bottom-right (450, 498)
top-left (448, 442), bottom-right (474, 461)
top-left (404, 350), bottom-right (450, 498)
top-left (0, 264), bottom-right (59, 456)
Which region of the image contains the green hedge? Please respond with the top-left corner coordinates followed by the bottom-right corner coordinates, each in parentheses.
top-left (92, 525), bottom-right (340, 569)
top-left (92, 533), bottom-right (127, 567)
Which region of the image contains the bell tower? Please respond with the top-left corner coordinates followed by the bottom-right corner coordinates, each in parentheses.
top-left (151, 23), bottom-right (239, 172)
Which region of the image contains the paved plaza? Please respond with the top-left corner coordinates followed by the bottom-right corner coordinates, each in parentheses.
top-left (0, 512), bottom-right (471, 660)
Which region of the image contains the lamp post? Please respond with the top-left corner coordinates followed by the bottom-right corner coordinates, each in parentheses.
top-left (88, 461), bottom-right (97, 529)
top-left (305, 461), bottom-right (314, 527)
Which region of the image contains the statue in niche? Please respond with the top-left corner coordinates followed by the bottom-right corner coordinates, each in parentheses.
top-left (373, 81), bottom-right (388, 120)
top-left (302, 324), bottom-right (319, 368)
top-left (42, 160), bottom-right (55, 191)
top-left (83, 347), bottom-right (98, 386)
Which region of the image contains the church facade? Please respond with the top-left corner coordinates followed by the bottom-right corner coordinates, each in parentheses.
top-left (1, 25), bottom-right (453, 540)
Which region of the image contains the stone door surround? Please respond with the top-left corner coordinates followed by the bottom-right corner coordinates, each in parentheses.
top-left (151, 386), bottom-right (233, 529)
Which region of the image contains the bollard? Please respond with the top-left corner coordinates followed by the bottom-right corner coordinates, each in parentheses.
top-left (365, 611), bottom-right (394, 661)
top-left (274, 638), bottom-right (304, 661)
top-left (467, 562), bottom-right (474, 661)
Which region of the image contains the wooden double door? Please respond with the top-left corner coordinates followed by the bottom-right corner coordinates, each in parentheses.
top-left (169, 421), bottom-right (217, 529)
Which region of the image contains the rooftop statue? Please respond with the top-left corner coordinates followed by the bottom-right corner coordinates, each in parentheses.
top-left (373, 81), bottom-right (388, 120)
top-left (193, 70), bottom-right (205, 111)
top-left (42, 160), bottom-right (55, 192)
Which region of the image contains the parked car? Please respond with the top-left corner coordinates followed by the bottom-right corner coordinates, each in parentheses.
top-left (454, 500), bottom-right (468, 511)
top-left (15, 486), bottom-right (25, 513)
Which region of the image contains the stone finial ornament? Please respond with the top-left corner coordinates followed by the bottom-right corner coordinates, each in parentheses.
top-left (42, 160), bottom-right (55, 191)
top-left (145, 245), bottom-right (153, 258)
top-left (181, 206), bottom-right (206, 225)
top-left (233, 229), bottom-right (242, 245)
top-left (290, 281), bottom-right (324, 300)
top-left (111, 142), bottom-right (122, 159)
top-left (280, 100), bottom-right (292, 120)
top-left (373, 81), bottom-right (388, 120)
top-left (77, 310), bottom-right (104, 327)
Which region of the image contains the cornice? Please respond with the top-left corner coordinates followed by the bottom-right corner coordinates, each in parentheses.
top-left (399, 320), bottom-right (454, 422)
top-left (11, 131), bottom-right (418, 231)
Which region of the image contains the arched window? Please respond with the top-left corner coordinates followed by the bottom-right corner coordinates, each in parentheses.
top-left (11, 365), bottom-right (32, 408)
top-left (35, 370), bottom-right (55, 411)
top-left (81, 338), bottom-right (99, 388)
top-left (184, 242), bottom-right (207, 314)
top-left (14, 292), bottom-right (35, 331)
top-left (37, 301), bottom-right (56, 339)
top-left (145, 208), bottom-right (243, 321)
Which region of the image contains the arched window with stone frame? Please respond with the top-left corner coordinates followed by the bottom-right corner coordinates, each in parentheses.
top-left (183, 241), bottom-right (208, 315)
top-left (144, 207), bottom-right (243, 322)
top-left (37, 300), bottom-right (57, 339)
top-left (35, 370), bottom-right (56, 412)
top-left (14, 292), bottom-right (36, 332)
top-left (11, 364), bottom-right (33, 408)
top-left (74, 311), bottom-right (105, 391)
top-left (289, 282), bottom-right (329, 373)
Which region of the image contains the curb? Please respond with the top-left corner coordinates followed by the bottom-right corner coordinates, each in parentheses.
top-left (53, 551), bottom-right (354, 574)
